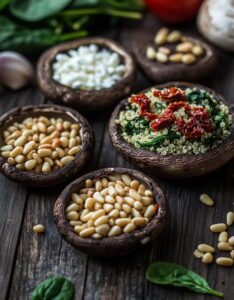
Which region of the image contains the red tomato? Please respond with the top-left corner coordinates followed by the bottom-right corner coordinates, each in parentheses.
top-left (144, 0), bottom-right (203, 23)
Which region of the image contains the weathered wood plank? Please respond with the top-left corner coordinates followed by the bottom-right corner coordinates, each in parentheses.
top-left (0, 88), bottom-right (44, 300)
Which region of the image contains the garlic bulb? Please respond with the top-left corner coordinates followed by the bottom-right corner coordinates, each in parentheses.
top-left (197, 0), bottom-right (234, 52)
top-left (0, 51), bottom-right (34, 90)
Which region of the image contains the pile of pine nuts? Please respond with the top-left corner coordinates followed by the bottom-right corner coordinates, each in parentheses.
top-left (0, 115), bottom-right (82, 173)
top-left (66, 174), bottom-right (159, 239)
top-left (194, 208), bottom-right (234, 267)
top-left (146, 28), bottom-right (204, 65)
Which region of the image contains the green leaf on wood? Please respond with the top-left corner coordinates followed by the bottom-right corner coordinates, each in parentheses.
top-left (146, 262), bottom-right (223, 298)
top-left (32, 276), bottom-right (74, 300)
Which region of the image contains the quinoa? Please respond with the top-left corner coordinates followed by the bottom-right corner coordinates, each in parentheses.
top-left (116, 87), bottom-right (232, 155)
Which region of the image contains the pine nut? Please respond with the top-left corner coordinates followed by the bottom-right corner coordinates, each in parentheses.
top-left (116, 196), bottom-right (123, 204)
top-left (81, 212), bottom-right (94, 222)
top-left (60, 156), bottom-right (74, 166)
top-left (169, 53), bottom-right (183, 63)
top-left (120, 211), bottom-right (127, 218)
top-left (192, 45), bottom-right (204, 56)
top-left (115, 184), bottom-right (125, 196)
top-left (146, 47), bottom-right (156, 60)
top-left (66, 211), bottom-right (79, 221)
top-left (129, 189), bottom-right (141, 201)
top-left (132, 217), bottom-right (145, 226)
top-left (158, 47), bottom-right (170, 55)
top-left (130, 180), bottom-right (139, 190)
top-left (10, 146), bottom-right (23, 158)
top-left (108, 225), bottom-right (121, 237)
top-left (216, 257), bottom-right (233, 267)
top-left (202, 252), bottom-right (213, 264)
top-left (230, 250), bottom-right (234, 259)
top-left (92, 233), bottom-right (102, 239)
top-left (199, 194), bottom-right (214, 206)
top-left (70, 221), bottom-right (82, 227)
top-left (226, 212), bottom-right (234, 226)
top-left (218, 242), bottom-right (233, 251)
top-left (124, 197), bottom-right (134, 207)
top-left (182, 54), bottom-right (196, 64)
top-left (15, 155), bottom-right (24, 164)
top-left (123, 222), bottom-right (136, 233)
top-left (66, 203), bottom-right (79, 213)
top-left (228, 236), bottom-right (234, 246)
top-left (218, 231), bottom-right (228, 242)
top-left (93, 192), bottom-right (104, 203)
top-left (155, 52), bottom-right (168, 63)
top-left (94, 216), bottom-right (109, 227)
top-left (1, 145), bottom-right (13, 151)
top-left (115, 218), bottom-right (131, 227)
top-left (85, 197), bottom-right (95, 210)
top-left (122, 174), bottom-right (131, 186)
top-left (95, 181), bottom-right (102, 192)
top-left (194, 249), bottom-right (204, 259)
top-left (154, 28), bottom-right (169, 45)
top-left (167, 30), bottom-right (182, 43)
top-left (108, 186), bottom-right (117, 197)
top-left (210, 223), bottom-right (227, 233)
top-left (138, 184), bottom-right (146, 195)
top-left (105, 195), bottom-right (115, 204)
top-left (144, 205), bottom-right (157, 218)
top-left (145, 190), bottom-right (153, 197)
top-left (108, 209), bottom-right (120, 218)
top-left (122, 204), bottom-right (131, 214)
top-left (176, 42), bottom-right (193, 53)
top-left (25, 159), bottom-right (37, 170)
top-left (101, 178), bottom-right (108, 188)
top-left (103, 203), bottom-right (113, 213)
top-left (79, 227), bottom-right (95, 238)
top-left (198, 244), bottom-right (215, 253)
top-left (85, 179), bottom-right (93, 188)
top-left (38, 148), bottom-right (52, 157)
top-left (95, 224), bottom-right (110, 236)
top-left (33, 224), bottom-right (45, 233)
top-left (134, 201), bottom-right (143, 211)
top-left (91, 209), bottom-right (105, 221)
top-left (1, 151), bottom-right (10, 158)
top-left (68, 146), bottom-right (80, 156)
top-left (132, 208), bottom-right (141, 218)
top-left (14, 136), bottom-right (27, 147)
top-left (42, 162), bottom-right (51, 173)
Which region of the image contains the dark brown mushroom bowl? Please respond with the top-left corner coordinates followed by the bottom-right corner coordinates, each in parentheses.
top-left (37, 37), bottom-right (136, 112)
top-left (109, 82), bottom-right (234, 179)
top-left (54, 167), bottom-right (168, 257)
top-left (0, 104), bottom-right (94, 187)
top-left (132, 32), bottom-right (217, 83)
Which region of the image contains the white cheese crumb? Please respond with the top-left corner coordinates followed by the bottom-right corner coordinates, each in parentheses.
top-left (52, 44), bottom-right (126, 91)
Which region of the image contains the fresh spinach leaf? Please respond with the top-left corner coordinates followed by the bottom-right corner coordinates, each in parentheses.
top-left (0, 16), bottom-right (87, 52)
top-left (146, 262), bottom-right (223, 298)
top-left (10, 0), bottom-right (72, 22)
top-left (138, 130), bottom-right (179, 148)
top-left (32, 276), bottom-right (74, 300)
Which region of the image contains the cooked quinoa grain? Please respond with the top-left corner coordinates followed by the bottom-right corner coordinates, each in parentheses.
top-left (116, 87), bottom-right (232, 155)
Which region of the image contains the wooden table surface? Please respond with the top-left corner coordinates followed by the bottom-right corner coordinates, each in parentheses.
top-left (0, 14), bottom-right (234, 300)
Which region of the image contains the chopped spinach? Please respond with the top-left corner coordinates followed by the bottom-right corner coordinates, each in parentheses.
top-left (123, 117), bottom-right (149, 135)
top-left (138, 130), bottom-right (180, 148)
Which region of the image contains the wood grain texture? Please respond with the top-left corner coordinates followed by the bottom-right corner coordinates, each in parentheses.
top-left (0, 14), bottom-right (234, 300)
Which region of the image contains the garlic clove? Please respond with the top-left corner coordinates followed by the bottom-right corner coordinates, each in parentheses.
top-left (0, 51), bottom-right (34, 90)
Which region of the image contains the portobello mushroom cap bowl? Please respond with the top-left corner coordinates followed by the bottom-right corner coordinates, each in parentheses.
top-left (54, 167), bottom-right (168, 257)
top-left (109, 82), bottom-right (234, 179)
top-left (37, 37), bottom-right (136, 111)
top-left (132, 30), bottom-right (217, 83)
top-left (0, 104), bottom-right (94, 187)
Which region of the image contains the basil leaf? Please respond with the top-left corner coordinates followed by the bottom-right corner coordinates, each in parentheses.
top-left (123, 117), bottom-right (149, 135)
top-left (10, 0), bottom-right (72, 22)
top-left (32, 276), bottom-right (74, 300)
top-left (146, 262), bottom-right (223, 298)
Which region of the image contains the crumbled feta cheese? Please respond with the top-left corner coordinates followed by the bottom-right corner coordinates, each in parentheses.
top-left (52, 44), bottom-right (126, 91)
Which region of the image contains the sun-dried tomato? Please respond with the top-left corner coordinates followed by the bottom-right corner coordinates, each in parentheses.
top-left (130, 94), bottom-right (151, 116)
top-left (167, 101), bottom-right (191, 112)
top-left (153, 87), bottom-right (186, 102)
top-left (176, 118), bottom-right (204, 140)
top-left (150, 110), bottom-right (175, 131)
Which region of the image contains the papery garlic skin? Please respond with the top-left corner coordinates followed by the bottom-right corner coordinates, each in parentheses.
top-left (0, 51), bottom-right (34, 90)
